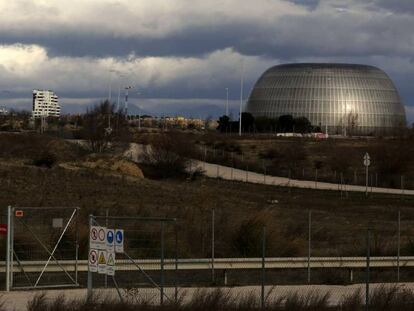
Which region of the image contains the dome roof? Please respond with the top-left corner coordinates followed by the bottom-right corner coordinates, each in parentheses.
top-left (246, 63), bottom-right (406, 135)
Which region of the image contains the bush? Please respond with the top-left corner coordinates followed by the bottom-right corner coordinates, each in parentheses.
top-left (139, 132), bottom-right (197, 179)
top-left (32, 151), bottom-right (57, 168)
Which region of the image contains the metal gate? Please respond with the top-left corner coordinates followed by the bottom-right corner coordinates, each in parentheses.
top-left (6, 206), bottom-right (80, 290)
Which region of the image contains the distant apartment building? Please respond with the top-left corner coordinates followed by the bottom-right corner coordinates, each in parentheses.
top-left (32, 90), bottom-right (60, 118)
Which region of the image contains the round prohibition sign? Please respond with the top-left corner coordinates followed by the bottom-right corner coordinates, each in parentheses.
top-left (91, 228), bottom-right (98, 240)
top-left (89, 250), bottom-right (98, 264)
top-left (98, 228), bottom-right (106, 241)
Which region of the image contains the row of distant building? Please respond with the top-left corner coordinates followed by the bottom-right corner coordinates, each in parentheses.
top-left (2, 90), bottom-right (217, 130)
top-left (0, 90), bottom-right (60, 117)
top-left (0, 90), bottom-right (59, 118)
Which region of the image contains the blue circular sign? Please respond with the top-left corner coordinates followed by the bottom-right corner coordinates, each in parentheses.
top-left (116, 230), bottom-right (123, 243)
top-left (107, 230), bottom-right (114, 243)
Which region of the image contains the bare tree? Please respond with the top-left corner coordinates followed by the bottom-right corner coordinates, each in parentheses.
top-left (82, 100), bottom-right (130, 153)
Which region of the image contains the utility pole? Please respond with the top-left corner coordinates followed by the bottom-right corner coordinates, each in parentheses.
top-left (116, 85), bottom-right (121, 112)
top-left (239, 61), bottom-right (244, 136)
top-left (225, 87), bottom-right (229, 116)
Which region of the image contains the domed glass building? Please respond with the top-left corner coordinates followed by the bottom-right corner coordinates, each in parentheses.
top-left (246, 63), bottom-right (406, 135)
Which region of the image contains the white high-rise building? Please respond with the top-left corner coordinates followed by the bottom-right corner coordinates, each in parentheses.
top-left (32, 90), bottom-right (60, 118)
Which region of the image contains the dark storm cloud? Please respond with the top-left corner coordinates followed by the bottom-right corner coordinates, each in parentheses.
top-left (286, 0), bottom-right (320, 10)
top-left (0, 26), bottom-right (252, 58)
top-left (372, 0), bottom-right (414, 14)
top-left (1, 0), bottom-right (414, 118)
top-left (1, 3), bottom-right (414, 62)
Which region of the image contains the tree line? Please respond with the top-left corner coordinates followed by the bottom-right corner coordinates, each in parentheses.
top-left (217, 113), bottom-right (320, 134)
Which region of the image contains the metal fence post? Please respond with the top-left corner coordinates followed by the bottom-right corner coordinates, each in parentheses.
top-left (307, 210), bottom-right (312, 284)
top-left (160, 222), bottom-right (165, 305)
top-left (397, 210), bottom-right (401, 283)
top-left (75, 208), bottom-right (79, 286)
top-left (104, 208), bottom-right (109, 289)
top-left (366, 229), bottom-right (370, 311)
top-left (6, 206), bottom-right (11, 292)
top-left (10, 206), bottom-right (14, 288)
top-left (261, 226), bottom-right (266, 311)
top-left (175, 224), bottom-right (178, 304)
top-left (87, 215), bottom-right (93, 299)
top-left (211, 208), bottom-right (215, 284)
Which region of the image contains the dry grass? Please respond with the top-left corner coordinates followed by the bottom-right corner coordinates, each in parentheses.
top-left (2, 155), bottom-right (414, 262)
top-left (22, 286), bottom-right (414, 310)
top-left (188, 132), bottom-right (414, 189)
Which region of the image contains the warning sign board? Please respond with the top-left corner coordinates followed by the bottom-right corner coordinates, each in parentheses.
top-left (106, 229), bottom-right (115, 252)
top-left (90, 226), bottom-right (106, 250)
top-left (115, 229), bottom-right (124, 253)
top-left (89, 249), bottom-right (98, 273)
top-left (98, 250), bottom-right (107, 274)
top-left (106, 251), bottom-right (115, 276)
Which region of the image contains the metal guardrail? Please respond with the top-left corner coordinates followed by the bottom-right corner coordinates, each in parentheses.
top-left (1, 256), bottom-right (413, 273)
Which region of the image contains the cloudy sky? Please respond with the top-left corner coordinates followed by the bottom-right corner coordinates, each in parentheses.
top-left (0, 0), bottom-right (414, 120)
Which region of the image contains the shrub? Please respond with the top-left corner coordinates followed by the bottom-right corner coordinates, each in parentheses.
top-left (139, 132), bottom-right (196, 179)
top-left (32, 151), bottom-right (57, 168)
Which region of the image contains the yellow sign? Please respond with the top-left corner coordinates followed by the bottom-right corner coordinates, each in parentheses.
top-left (107, 253), bottom-right (114, 266)
top-left (98, 251), bottom-right (106, 265)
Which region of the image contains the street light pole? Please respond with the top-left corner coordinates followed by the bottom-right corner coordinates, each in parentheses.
top-left (225, 87), bottom-right (229, 116)
top-left (108, 69), bottom-right (117, 103)
top-left (117, 85), bottom-right (121, 112)
top-left (239, 61), bottom-right (244, 136)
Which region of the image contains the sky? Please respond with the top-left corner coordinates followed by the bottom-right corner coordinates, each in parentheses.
top-left (0, 0), bottom-right (414, 120)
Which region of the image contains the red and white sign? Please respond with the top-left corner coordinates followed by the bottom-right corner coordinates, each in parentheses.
top-left (0, 224), bottom-right (7, 236)
top-left (90, 226), bottom-right (107, 250)
top-left (15, 210), bottom-right (24, 217)
top-left (88, 249), bottom-right (98, 272)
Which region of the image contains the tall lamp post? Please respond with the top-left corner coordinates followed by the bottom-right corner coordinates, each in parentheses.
top-left (239, 61), bottom-right (244, 136)
top-left (108, 69), bottom-right (118, 103)
top-left (135, 91), bottom-right (142, 130)
top-left (225, 87), bottom-right (229, 116)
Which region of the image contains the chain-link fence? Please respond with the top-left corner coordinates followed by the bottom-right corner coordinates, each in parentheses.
top-left (3, 205), bottom-right (414, 308)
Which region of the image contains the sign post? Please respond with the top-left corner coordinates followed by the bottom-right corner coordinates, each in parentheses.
top-left (363, 153), bottom-right (371, 196)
